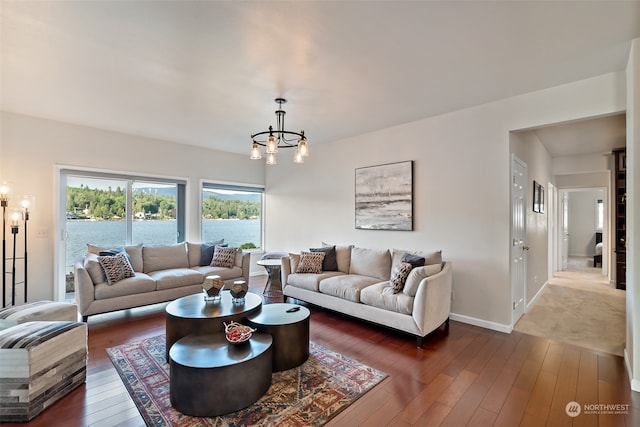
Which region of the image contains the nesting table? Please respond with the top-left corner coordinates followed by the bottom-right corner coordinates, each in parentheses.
top-left (169, 333), bottom-right (273, 417)
top-left (247, 303), bottom-right (310, 372)
top-left (165, 291), bottom-right (262, 360)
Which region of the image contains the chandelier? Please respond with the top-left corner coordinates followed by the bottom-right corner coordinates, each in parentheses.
top-left (250, 98), bottom-right (309, 164)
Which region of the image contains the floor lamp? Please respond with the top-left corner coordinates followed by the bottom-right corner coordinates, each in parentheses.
top-left (1, 186), bottom-right (7, 308)
top-left (21, 198), bottom-right (29, 303)
top-left (10, 212), bottom-right (19, 306)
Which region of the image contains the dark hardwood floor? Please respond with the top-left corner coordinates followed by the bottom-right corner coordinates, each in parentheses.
top-left (6, 277), bottom-right (639, 426)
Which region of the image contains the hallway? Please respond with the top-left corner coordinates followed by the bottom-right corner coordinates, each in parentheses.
top-left (514, 257), bottom-right (626, 356)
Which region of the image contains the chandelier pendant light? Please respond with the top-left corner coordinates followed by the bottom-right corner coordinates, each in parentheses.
top-left (250, 98), bottom-right (309, 164)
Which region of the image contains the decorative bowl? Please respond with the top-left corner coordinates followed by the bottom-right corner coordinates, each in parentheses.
top-left (224, 321), bottom-right (255, 345)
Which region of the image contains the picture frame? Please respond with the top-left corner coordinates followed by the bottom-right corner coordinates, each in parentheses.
top-left (533, 181), bottom-right (544, 214)
top-left (355, 161), bottom-right (413, 230)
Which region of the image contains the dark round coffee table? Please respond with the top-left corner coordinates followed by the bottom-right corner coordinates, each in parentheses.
top-left (169, 333), bottom-right (273, 417)
top-left (247, 303), bottom-right (310, 372)
top-left (165, 291), bottom-right (262, 359)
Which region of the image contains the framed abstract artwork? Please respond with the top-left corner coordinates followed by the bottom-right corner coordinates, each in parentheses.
top-left (533, 180), bottom-right (544, 213)
top-left (355, 161), bottom-right (413, 230)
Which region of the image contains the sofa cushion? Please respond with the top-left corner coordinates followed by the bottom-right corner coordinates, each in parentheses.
top-left (87, 243), bottom-right (143, 272)
top-left (349, 247), bottom-right (391, 282)
top-left (143, 243), bottom-right (189, 273)
top-left (319, 274), bottom-right (380, 303)
top-left (148, 268), bottom-right (204, 291)
top-left (94, 273), bottom-right (156, 299)
top-left (322, 242), bottom-right (353, 273)
top-left (403, 263), bottom-right (443, 297)
top-left (390, 261), bottom-right (413, 293)
top-left (186, 241), bottom-right (225, 267)
top-left (191, 265), bottom-right (244, 281)
top-left (296, 252), bottom-right (325, 274)
top-left (84, 253), bottom-right (108, 285)
top-left (360, 282), bottom-right (414, 315)
top-left (98, 252), bottom-right (135, 285)
top-left (391, 249), bottom-right (441, 272)
top-left (287, 272), bottom-right (345, 292)
top-left (310, 246), bottom-right (338, 271)
top-left (211, 246), bottom-right (237, 268)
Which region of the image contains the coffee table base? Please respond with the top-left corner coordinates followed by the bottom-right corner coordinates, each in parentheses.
top-left (169, 333), bottom-right (273, 417)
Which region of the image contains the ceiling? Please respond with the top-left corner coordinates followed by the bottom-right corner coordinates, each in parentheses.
top-left (1, 1), bottom-right (638, 157)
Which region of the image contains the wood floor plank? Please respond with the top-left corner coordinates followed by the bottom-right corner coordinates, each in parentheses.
top-left (2, 276), bottom-right (636, 427)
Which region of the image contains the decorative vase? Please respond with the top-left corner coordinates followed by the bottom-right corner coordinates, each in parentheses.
top-left (230, 280), bottom-right (248, 303)
top-left (202, 275), bottom-right (224, 301)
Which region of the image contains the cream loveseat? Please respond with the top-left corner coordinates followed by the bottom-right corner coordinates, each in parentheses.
top-left (74, 242), bottom-right (250, 321)
top-left (281, 245), bottom-right (452, 347)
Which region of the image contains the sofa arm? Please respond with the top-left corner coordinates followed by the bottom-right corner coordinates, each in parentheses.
top-left (281, 256), bottom-right (292, 289)
top-left (412, 261), bottom-right (452, 336)
top-left (240, 251), bottom-right (251, 284)
top-left (74, 256), bottom-right (95, 317)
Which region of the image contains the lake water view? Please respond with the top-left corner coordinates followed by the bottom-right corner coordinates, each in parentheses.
top-left (65, 219), bottom-right (260, 273)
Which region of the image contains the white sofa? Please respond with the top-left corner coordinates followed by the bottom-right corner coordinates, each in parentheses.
top-left (281, 245), bottom-right (452, 347)
top-left (74, 242), bottom-right (250, 321)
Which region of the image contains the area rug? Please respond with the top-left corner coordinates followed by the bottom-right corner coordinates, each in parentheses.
top-left (514, 280), bottom-right (625, 356)
top-left (106, 335), bottom-right (387, 426)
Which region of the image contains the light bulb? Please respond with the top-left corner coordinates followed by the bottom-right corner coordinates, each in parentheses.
top-left (298, 138), bottom-right (309, 157)
top-left (266, 135), bottom-right (278, 154)
top-left (250, 143), bottom-right (262, 160)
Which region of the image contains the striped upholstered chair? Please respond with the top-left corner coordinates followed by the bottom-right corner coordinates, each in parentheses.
top-left (0, 302), bottom-right (87, 422)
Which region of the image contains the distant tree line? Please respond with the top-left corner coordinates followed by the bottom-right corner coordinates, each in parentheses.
top-left (67, 186), bottom-right (259, 220)
top-left (202, 195), bottom-right (260, 220)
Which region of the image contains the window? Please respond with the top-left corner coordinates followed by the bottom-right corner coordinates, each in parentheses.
top-left (61, 170), bottom-right (185, 298)
top-left (201, 183), bottom-right (263, 249)
top-left (596, 199), bottom-right (604, 231)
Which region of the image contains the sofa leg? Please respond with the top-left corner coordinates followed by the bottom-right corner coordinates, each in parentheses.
top-left (416, 336), bottom-right (424, 348)
top-left (82, 315), bottom-right (88, 322)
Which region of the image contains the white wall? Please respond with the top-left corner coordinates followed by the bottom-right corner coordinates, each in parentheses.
top-left (0, 112), bottom-right (265, 303)
top-left (567, 190), bottom-right (603, 257)
top-left (265, 71), bottom-right (626, 331)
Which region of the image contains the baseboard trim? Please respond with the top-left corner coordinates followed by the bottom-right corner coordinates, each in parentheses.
top-left (450, 312), bottom-right (512, 334)
top-left (526, 280), bottom-right (549, 312)
top-left (624, 349), bottom-right (640, 392)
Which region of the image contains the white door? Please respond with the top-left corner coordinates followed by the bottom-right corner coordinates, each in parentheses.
top-left (511, 155), bottom-right (527, 324)
top-left (560, 191), bottom-right (569, 271)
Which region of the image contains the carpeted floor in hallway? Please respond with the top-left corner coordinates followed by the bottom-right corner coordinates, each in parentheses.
top-left (514, 257), bottom-right (626, 356)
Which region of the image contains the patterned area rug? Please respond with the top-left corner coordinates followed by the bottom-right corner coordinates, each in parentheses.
top-left (106, 335), bottom-right (387, 426)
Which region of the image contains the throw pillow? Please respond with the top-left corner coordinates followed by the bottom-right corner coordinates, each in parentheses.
top-left (310, 246), bottom-right (338, 271)
top-left (210, 246), bottom-right (237, 268)
top-left (401, 252), bottom-right (425, 268)
top-left (84, 253), bottom-right (108, 285)
top-left (289, 253), bottom-right (301, 272)
top-left (390, 261), bottom-right (413, 293)
top-left (296, 251), bottom-right (325, 274)
top-left (403, 263), bottom-right (444, 297)
top-left (200, 241), bottom-right (227, 266)
top-left (98, 252), bottom-right (135, 285)
top-left (98, 246), bottom-right (133, 264)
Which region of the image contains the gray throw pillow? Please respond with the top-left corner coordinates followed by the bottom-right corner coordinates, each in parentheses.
top-left (310, 246), bottom-right (338, 271)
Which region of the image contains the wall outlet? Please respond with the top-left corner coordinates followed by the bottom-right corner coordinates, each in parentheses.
top-left (451, 290), bottom-right (455, 301)
top-left (35, 229), bottom-right (48, 238)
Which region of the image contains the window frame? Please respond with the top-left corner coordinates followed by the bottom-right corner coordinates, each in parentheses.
top-left (56, 166), bottom-right (188, 300)
top-left (199, 180), bottom-right (265, 250)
